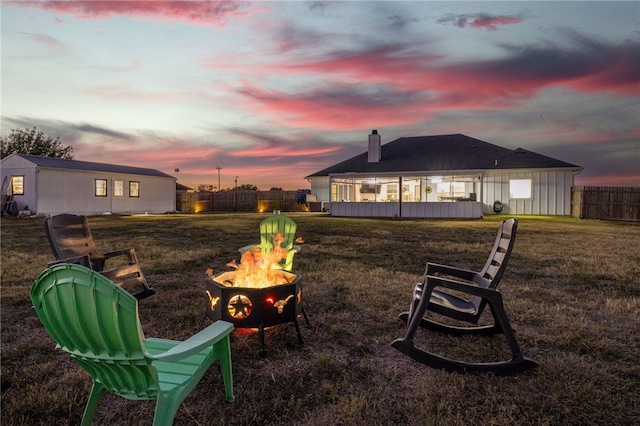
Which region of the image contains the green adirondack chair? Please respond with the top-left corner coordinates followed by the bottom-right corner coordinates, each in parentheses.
top-left (239, 214), bottom-right (301, 271)
top-left (30, 263), bottom-right (235, 426)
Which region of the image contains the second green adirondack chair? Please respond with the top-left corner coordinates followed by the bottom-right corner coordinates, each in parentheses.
top-left (239, 214), bottom-right (301, 271)
top-left (30, 263), bottom-right (235, 426)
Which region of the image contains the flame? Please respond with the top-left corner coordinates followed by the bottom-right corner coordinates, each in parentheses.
top-left (211, 231), bottom-right (296, 288)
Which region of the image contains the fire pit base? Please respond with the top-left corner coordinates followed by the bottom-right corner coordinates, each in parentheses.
top-left (203, 271), bottom-right (310, 356)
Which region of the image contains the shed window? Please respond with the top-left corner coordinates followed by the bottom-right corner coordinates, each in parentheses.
top-left (114, 180), bottom-right (123, 196)
top-left (129, 181), bottom-right (140, 198)
top-left (510, 179), bottom-right (532, 199)
top-left (11, 176), bottom-right (24, 195)
top-left (95, 179), bottom-right (107, 197)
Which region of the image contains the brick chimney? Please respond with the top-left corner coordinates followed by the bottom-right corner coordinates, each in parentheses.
top-left (368, 130), bottom-right (381, 163)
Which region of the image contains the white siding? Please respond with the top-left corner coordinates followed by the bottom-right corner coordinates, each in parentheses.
top-left (482, 170), bottom-right (574, 215)
top-left (36, 168), bottom-right (175, 215)
top-left (0, 155), bottom-right (38, 211)
top-left (330, 201), bottom-right (482, 218)
top-left (1, 154), bottom-right (176, 215)
top-left (309, 177), bottom-right (331, 202)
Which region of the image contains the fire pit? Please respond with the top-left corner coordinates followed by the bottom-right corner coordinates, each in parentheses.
top-left (204, 270), bottom-right (309, 356)
top-left (202, 219), bottom-right (310, 355)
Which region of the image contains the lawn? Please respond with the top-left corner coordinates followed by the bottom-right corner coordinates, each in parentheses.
top-left (1, 213), bottom-right (639, 425)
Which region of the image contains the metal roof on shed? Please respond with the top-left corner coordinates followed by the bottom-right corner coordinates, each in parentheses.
top-left (13, 154), bottom-right (174, 178)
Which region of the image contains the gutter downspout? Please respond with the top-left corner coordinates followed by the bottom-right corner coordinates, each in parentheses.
top-left (398, 176), bottom-right (402, 218)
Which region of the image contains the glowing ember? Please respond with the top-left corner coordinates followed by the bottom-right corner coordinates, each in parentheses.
top-left (207, 231), bottom-right (296, 288)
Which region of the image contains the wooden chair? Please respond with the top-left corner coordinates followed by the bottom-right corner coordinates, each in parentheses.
top-left (239, 214), bottom-right (301, 271)
top-left (31, 263), bottom-right (235, 426)
top-left (391, 219), bottom-right (538, 375)
top-left (44, 213), bottom-right (155, 300)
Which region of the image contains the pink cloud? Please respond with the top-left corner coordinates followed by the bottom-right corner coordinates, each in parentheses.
top-left (266, 38), bottom-right (640, 100)
top-left (575, 173), bottom-right (640, 187)
top-left (12, 0), bottom-right (253, 26)
top-left (235, 84), bottom-right (436, 130)
top-left (468, 13), bottom-right (524, 31)
top-left (437, 13), bottom-right (524, 31)
top-left (230, 143), bottom-right (340, 158)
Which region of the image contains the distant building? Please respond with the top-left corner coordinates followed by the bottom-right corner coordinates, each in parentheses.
top-left (1, 153), bottom-right (176, 216)
top-left (305, 131), bottom-right (583, 218)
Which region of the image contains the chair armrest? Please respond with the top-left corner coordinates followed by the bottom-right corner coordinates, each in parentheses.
top-left (148, 321), bottom-right (234, 363)
top-left (47, 254), bottom-right (92, 269)
top-left (102, 247), bottom-right (137, 263)
top-left (239, 244), bottom-right (258, 254)
top-left (426, 262), bottom-right (477, 282)
top-left (424, 274), bottom-right (493, 299)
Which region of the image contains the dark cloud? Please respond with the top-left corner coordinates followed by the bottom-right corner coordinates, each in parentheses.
top-left (1, 116), bottom-right (133, 143)
top-left (386, 14), bottom-right (420, 31)
top-left (74, 123), bottom-right (133, 139)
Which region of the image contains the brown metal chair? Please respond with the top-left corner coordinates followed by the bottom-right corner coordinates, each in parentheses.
top-left (391, 218), bottom-right (538, 375)
top-left (44, 214), bottom-right (156, 300)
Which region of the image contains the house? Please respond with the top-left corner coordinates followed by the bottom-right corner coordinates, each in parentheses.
top-left (1, 153), bottom-right (176, 216)
top-left (305, 131), bottom-right (583, 218)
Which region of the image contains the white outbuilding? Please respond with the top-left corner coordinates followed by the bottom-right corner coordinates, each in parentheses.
top-left (1, 153), bottom-right (176, 216)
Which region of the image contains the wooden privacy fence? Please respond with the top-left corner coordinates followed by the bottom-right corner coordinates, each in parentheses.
top-left (176, 190), bottom-right (308, 213)
top-left (572, 186), bottom-right (640, 221)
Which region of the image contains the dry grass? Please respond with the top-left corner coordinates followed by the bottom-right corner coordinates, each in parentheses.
top-left (1, 213), bottom-right (639, 425)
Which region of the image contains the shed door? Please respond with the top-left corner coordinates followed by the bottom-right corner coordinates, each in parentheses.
top-left (112, 180), bottom-right (125, 212)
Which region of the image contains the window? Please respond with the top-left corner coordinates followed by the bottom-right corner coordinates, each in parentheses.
top-left (11, 176), bottom-right (24, 195)
top-left (114, 180), bottom-right (123, 196)
top-left (129, 181), bottom-right (140, 197)
top-left (436, 181), bottom-right (466, 200)
top-left (510, 179), bottom-right (532, 199)
top-left (95, 179), bottom-right (107, 197)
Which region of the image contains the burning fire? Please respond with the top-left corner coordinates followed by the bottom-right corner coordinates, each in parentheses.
top-left (207, 231), bottom-right (297, 288)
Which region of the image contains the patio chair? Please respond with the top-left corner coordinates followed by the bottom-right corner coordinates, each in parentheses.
top-left (239, 214), bottom-right (301, 271)
top-left (44, 213), bottom-right (155, 300)
top-left (30, 263), bottom-right (235, 426)
top-left (391, 218), bottom-right (538, 375)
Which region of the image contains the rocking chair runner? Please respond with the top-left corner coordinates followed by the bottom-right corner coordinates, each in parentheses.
top-left (31, 263), bottom-right (235, 426)
top-left (391, 218), bottom-right (538, 375)
top-left (44, 213), bottom-right (155, 300)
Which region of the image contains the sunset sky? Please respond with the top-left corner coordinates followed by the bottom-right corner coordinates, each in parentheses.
top-left (2, 1), bottom-right (639, 190)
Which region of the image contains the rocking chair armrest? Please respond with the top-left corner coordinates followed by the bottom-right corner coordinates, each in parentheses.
top-left (47, 254), bottom-right (92, 269)
top-left (424, 274), bottom-right (494, 299)
top-left (149, 321), bottom-right (234, 363)
top-left (102, 247), bottom-right (138, 263)
top-left (426, 262), bottom-right (477, 282)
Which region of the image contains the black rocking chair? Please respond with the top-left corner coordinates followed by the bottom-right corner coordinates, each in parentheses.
top-left (391, 218), bottom-right (538, 375)
top-left (44, 214), bottom-right (156, 301)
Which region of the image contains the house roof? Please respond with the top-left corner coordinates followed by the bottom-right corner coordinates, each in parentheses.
top-left (10, 154), bottom-right (174, 179)
top-left (306, 134), bottom-right (582, 177)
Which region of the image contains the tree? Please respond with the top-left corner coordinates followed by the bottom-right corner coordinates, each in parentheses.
top-left (0, 127), bottom-right (74, 159)
top-left (237, 184), bottom-right (258, 191)
top-left (196, 184), bottom-right (216, 192)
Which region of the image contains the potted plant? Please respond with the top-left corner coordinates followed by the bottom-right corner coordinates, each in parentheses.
top-left (272, 199), bottom-right (281, 215)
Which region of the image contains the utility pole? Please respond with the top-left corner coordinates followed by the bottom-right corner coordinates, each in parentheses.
top-left (234, 176), bottom-right (238, 211)
top-left (215, 166), bottom-right (222, 191)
